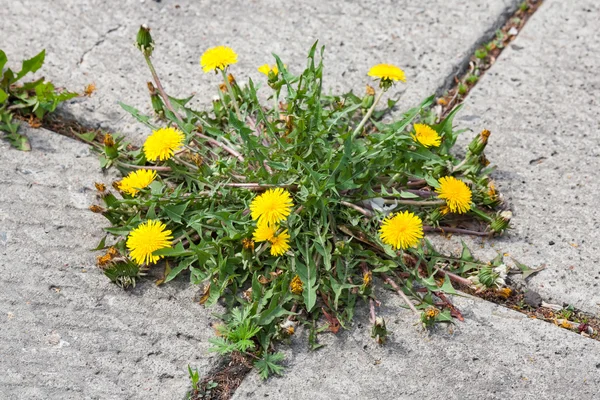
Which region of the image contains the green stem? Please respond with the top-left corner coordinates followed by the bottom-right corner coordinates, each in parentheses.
top-left (352, 89), bottom-right (386, 139)
top-left (469, 206), bottom-right (494, 223)
top-left (221, 68), bottom-right (241, 120)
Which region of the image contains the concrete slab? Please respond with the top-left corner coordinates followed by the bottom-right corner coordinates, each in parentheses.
top-left (0, 127), bottom-right (219, 399)
top-left (233, 288), bottom-right (600, 400)
top-left (1, 0), bottom-right (519, 142)
top-left (428, 0), bottom-right (600, 314)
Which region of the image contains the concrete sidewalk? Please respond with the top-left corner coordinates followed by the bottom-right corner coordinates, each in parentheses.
top-left (234, 1), bottom-right (600, 398)
top-left (1, 0), bottom-right (519, 141)
top-left (0, 128), bottom-right (220, 399)
top-left (233, 290), bottom-right (600, 400)
top-left (3, 0), bottom-right (600, 399)
top-left (434, 0), bottom-right (600, 314)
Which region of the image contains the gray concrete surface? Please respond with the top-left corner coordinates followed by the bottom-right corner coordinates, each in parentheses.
top-left (1, 0), bottom-right (519, 142)
top-left (0, 127), bottom-right (220, 399)
top-left (429, 0), bottom-right (600, 314)
top-left (233, 288), bottom-right (600, 400)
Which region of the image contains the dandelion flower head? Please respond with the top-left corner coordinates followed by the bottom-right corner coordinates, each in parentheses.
top-left (379, 210), bottom-right (423, 250)
top-left (126, 220), bottom-right (173, 265)
top-left (201, 46), bottom-right (238, 73)
top-left (250, 188), bottom-right (294, 225)
top-left (118, 169), bottom-right (157, 196)
top-left (436, 176), bottom-right (472, 214)
top-left (143, 127), bottom-right (184, 162)
top-left (412, 124), bottom-right (441, 148)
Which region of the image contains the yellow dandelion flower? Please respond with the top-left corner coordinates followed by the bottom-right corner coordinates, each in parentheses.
top-left (118, 169), bottom-right (157, 196)
top-left (368, 64), bottom-right (406, 82)
top-left (412, 124), bottom-right (441, 148)
top-left (258, 64), bottom-right (279, 76)
top-left (143, 127), bottom-right (185, 162)
top-left (200, 46), bottom-right (238, 73)
top-left (250, 188), bottom-right (294, 225)
top-left (379, 210), bottom-right (423, 250)
top-left (290, 275), bottom-right (303, 295)
top-left (126, 220), bottom-right (173, 265)
top-left (269, 229), bottom-right (291, 256)
top-left (436, 176), bottom-right (472, 214)
top-left (253, 221), bottom-right (277, 243)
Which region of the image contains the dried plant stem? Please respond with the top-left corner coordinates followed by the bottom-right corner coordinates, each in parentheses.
top-left (381, 199), bottom-right (445, 206)
top-left (340, 201), bottom-right (374, 217)
top-left (436, 269), bottom-right (472, 287)
top-left (144, 55), bottom-right (182, 123)
top-left (369, 298), bottom-right (377, 324)
top-left (196, 133), bottom-right (244, 162)
top-left (223, 183), bottom-right (297, 190)
top-left (380, 273), bottom-right (419, 315)
top-left (352, 89), bottom-right (385, 139)
top-left (423, 225), bottom-right (490, 237)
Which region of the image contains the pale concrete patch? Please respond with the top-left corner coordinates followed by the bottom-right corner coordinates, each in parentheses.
top-left (233, 289), bottom-right (600, 400)
top-left (0, 128), bottom-right (219, 399)
top-left (1, 0), bottom-right (519, 142)
top-left (430, 0), bottom-right (600, 314)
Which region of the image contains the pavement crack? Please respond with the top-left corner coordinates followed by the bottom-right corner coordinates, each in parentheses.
top-left (79, 24), bottom-right (122, 65)
top-left (435, 0), bottom-right (543, 115)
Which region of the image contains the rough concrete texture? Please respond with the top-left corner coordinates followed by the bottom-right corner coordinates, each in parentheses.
top-left (1, 0), bottom-right (519, 142)
top-left (234, 288), bottom-right (600, 400)
top-left (427, 0), bottom-right (600, 314)
top-left (0, 127), bottom-right (220, 399)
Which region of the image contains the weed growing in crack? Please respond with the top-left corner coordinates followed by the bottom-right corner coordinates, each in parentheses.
top-left (0, 49), bottom-right (78, 150)
top-left (89, 26), bottom-right (520, 378)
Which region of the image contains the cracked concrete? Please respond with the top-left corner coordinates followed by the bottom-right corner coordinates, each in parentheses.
top-left (430, 0), bottom-right (600, 315)
top-left (3, 0), bottom-right (600, 398)
top-left (1, 0), bottom-right (520, 143)
top-left (0, 127), bottom-right (221, 399)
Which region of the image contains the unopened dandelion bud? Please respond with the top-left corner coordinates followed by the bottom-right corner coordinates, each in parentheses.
top-left (227, 73), bottom-right (236, 85)
top-left (147, 82), bottom-right (163, 116)
top-left (431, 164), bottom-right (447, 177)
top-left (490, 210), bottom-right (512, 234)
top-left (103, 133), bottom-right (118, 159)
top-left (94, 182), bottom-right (106, 192)
top-left (136, 24), bottom-right (154, 57)
top-left (468, 129), bottom-right (491, 156)
top-left (362, 85), bottom-right (376, 108)
top-left (428, 207), bottom-right (444, 224)
top-left (371, 316), bottom-right (388, 344)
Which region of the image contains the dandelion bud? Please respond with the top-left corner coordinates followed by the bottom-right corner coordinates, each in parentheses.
top-left (94, 182), bottom-right (106, 192)
top-left (136, 24), bottom-right (154, 57)
top-left (428, 207), bottom-right (444, 224)
top-left (371, 316), bottom-right (387, 344)
top-left (490, 210), bottom-right (512, 234)
top-left (362, 85), bottom-right (375, 108)
top-left (103, 133), bottom-right (118, 159)
top-left (147, 82), bottom-right (164, 117)
top-left (468, 129), bottom-right (490, 156)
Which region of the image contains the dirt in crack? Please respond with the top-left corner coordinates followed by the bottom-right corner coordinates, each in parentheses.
top-left (189, 353), bottom-right (252, 400)
top-left (437, 0), bottom-right (543, 117)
